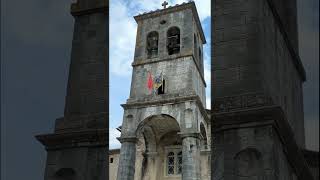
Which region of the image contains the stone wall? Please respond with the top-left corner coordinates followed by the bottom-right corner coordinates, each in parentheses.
top-left (129, 56), bottom-right (206, 107)
top-left (258, 0), bottom-right (305, 147)
top-left (213, 0), bottom-right (305, 148)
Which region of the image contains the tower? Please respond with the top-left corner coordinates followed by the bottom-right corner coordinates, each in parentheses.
top-left (36, 1), bottom-right (108, 180)
top-left (116, 2), bottom-right (210, 180)
top-left (212, 0), bottom-right (313, 179)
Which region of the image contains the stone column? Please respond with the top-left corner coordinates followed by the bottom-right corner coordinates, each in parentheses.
top-left (180, 133), bottom-right (201, 180)
top-left (116, 136), bottom-right (137, 180)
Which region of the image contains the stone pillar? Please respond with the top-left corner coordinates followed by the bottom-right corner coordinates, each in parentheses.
top-left (116, 136), bottom-right (137, 180)
top-left (180, 133), bottom-right (201, 180)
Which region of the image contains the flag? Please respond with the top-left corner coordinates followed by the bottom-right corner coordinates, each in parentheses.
top-left (147, 71), bottom-right (153, 93)
top-left (153, 72), bottom-right (163, 90)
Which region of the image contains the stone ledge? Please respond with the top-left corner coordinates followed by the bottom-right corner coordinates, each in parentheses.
top-left (122, 95), bottom-right (210, 123)
top-left (35, 129), bottom-right (107, 150)
top-left (117, 136), bottom-right (138, 143)
top-left (178, 132), bottom-right (201, 139)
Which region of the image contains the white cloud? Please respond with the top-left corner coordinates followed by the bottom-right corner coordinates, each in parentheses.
top-left (110, 0), bottom-right (137, 77)
top-left (109, 128), bottom-right (121, 149)
top-left (193, 0), bottom-right (211, 21)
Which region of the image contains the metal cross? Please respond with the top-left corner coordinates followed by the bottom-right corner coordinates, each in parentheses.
top-left (162, 1), bottom-right (168, 9)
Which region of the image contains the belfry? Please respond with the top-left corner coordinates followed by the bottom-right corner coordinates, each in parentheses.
top-left (116, 1), bottom-right (211, 180)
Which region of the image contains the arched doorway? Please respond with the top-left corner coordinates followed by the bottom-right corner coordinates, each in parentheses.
top-left (135, 114), bottom-right (181, 180)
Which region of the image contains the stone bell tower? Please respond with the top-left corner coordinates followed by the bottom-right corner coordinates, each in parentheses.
top-left (36, 0), bottom-right (108, 180)
top-left (212, 0), bottom-right (313, 179)
top-left (116, 1), bottom-right (210, 180)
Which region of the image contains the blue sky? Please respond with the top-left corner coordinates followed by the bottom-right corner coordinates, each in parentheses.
top-left (109, 0), bottom-right (211, 149)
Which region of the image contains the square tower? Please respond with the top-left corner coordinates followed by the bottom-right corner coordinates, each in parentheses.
top-left (116, 2), bottom-right (210, 180)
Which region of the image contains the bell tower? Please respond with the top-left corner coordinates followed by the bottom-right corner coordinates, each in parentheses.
top-left (36, 0), bottom-right (108, 180)
top-left (116, 1), bottom-right (210, 180)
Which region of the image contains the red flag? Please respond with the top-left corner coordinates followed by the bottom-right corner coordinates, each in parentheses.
top-left (147, 71), bottom-right (153, 93)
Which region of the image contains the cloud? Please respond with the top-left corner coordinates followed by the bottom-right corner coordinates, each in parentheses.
top-left (109, 0), bottom-right (137, 77)
top-left (109, 128), bottom-right (121, 149)
top-left (204, 53), bottom-right (211, 84)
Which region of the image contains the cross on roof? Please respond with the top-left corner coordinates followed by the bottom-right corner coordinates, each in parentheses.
top-left (162, 1), bottom-right (168, 9)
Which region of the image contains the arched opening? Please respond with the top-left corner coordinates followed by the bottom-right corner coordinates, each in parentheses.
top-left (54, 168), bottom-right (76, 180)
top-left (135, 114), bottom-right (181, 179)
top-left (167, 27), bottom-right (180, 55)
top-left (234, 148), bottom-right (263, 177)
top-left (147, 31), bottom-right (159, 58)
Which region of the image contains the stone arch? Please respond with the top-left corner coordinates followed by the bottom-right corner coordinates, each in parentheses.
top-left (134, 114), bottom-right (181, 180)
top-left (234, 147), bottom-right (263, 177)
top-left (136, 114), bottom-right (180, 139)
top-left (53, 168), bottom-right (76, 180)
top-left (167, 26), bottom-right (180, 55)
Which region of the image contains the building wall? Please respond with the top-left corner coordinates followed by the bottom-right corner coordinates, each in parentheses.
top-left (109, 151), bottom-right (120, 180)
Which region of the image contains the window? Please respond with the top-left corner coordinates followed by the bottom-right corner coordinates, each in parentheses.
top-left (147, 31), bottom-right (159, 58)
top-left (157, 79), bottom-right (165, 94)
top-left (167, 152), bottom-right (175, 175)
top-left (167, 27), bottom-right (180, 55)
top-left (110, 158), bottom-right (113, 163)
top-left (166, 150), bottom-right (182, 176)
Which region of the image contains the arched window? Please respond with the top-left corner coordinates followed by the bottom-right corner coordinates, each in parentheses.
top-left (167, 152), bottom-right (175, 175)
top-left (147, 31), bottom-right (159, 58)
top-left (167, 27), bottom-right (180, 55)
top-left (177, 151), bottom-right (182, 174)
